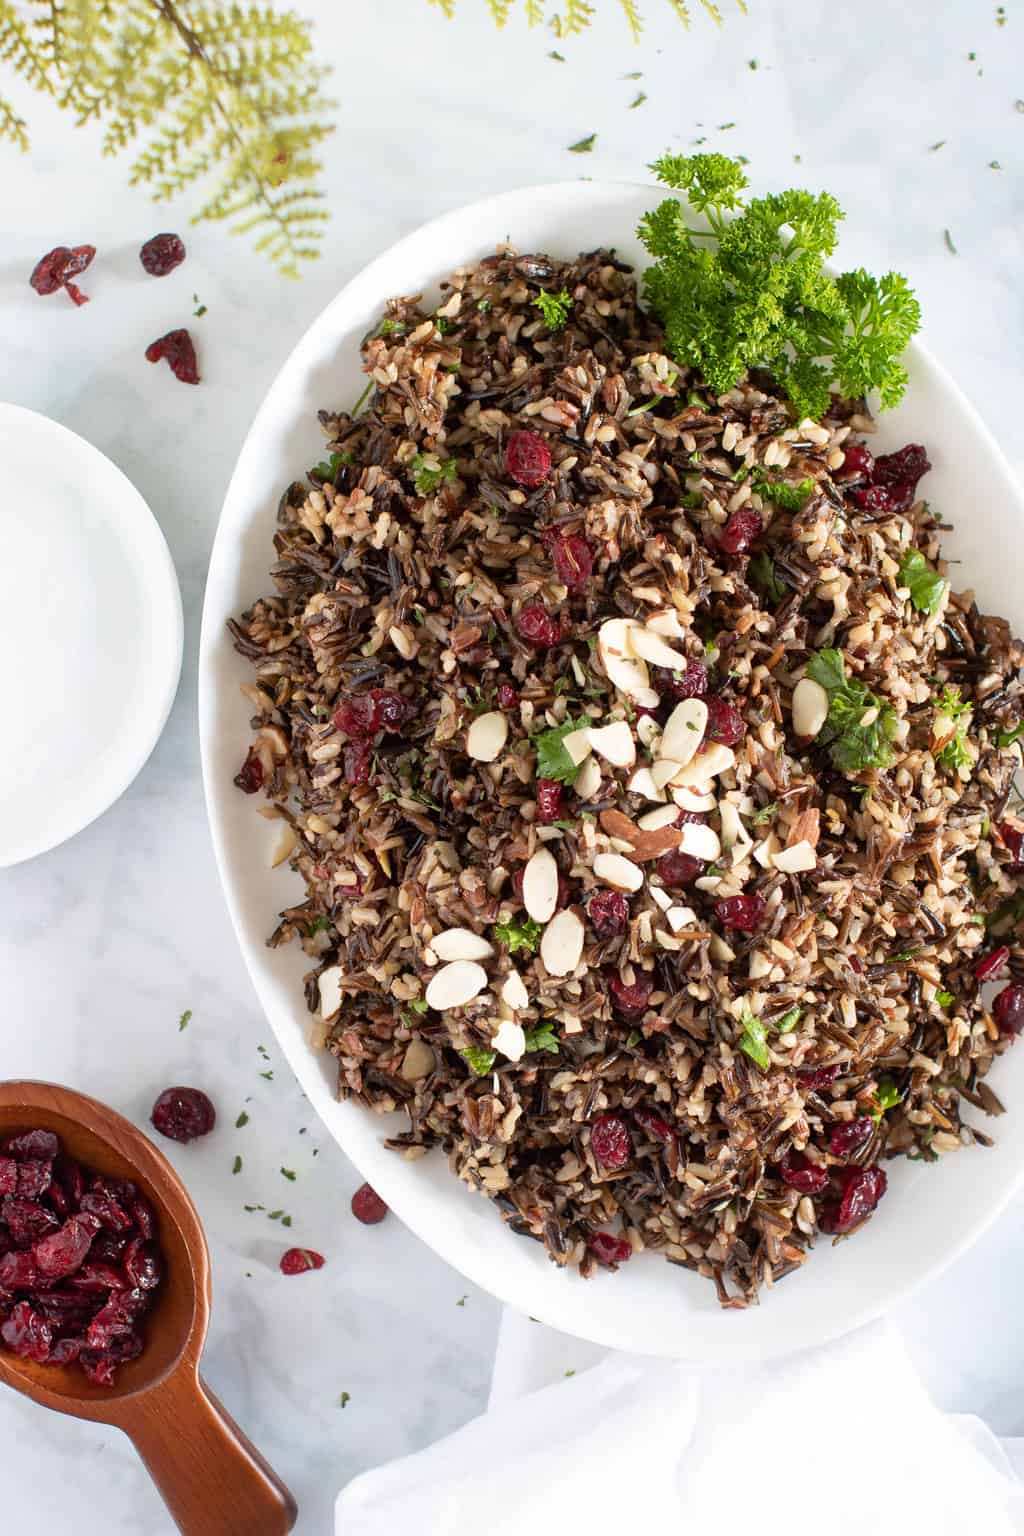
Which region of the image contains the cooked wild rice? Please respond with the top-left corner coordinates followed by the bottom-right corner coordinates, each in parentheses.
top-left (230, 246), bottom-right (1024, 1306)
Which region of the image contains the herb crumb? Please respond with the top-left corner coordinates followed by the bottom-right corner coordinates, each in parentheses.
top-left (178, 1009), bottom-right (192, 1032)
top-left (236, 1111), bottom-right (250, 1129)
top-left (568, 133), bottom-right (596, 153)
top-left (339, 1391), bottom-right (351, 1408)
top-left (232, 1156), bottom-right (242, 1175)
top-left (944, 228), bottom-right (959, 255)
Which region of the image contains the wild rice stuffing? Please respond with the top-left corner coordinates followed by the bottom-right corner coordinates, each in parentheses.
top-left (230, 247), bottom-right (1024, 1307)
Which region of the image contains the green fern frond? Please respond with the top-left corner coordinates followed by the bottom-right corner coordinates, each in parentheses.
top-left (617, 0), bottom-right (642, 38)
top-left (0, 0), bottom-right (54, 94)
top-left (0, 87), bottom-right (29, 145)
top-left (525, 0), bottom-right (544, 23)
top-left (562, 0), bottom-right (595, 31)
top-left (485, 0), bottom-right (513, 23)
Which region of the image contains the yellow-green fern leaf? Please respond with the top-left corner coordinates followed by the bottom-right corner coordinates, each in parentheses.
top-left (562, 0), bottom-right (594, 31)
top-left (525, 0), bottom-right (545, 24)
top-left (0, 87), bottom-right (29, 146)
top-left (426, 0), bottom-right (455, 15)
top-left (485, 0), bottom-right (513, 23)
top-left (617, 0), bottom-right (642, 38)
top-left (1, 0), bottom-right (54, 95)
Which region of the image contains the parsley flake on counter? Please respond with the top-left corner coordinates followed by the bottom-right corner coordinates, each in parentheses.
top-left (236, 1111), bottom-right (250, 1129)
top-left (629, 91), bottom-right (647, 109)
top-left (532, 287), bottom-right (573, 330)
top-left (339, 1391), bottom-right (351, 1408)
top-left (568, 133), bottom-right (597, 153)
top-left (898, 547), bottom-right (948, 615)
top-left (280, 1167), bottom-right (297, 1181)
top-left (178, 1008), bottom-right (192, 1032)
top-left (944, 228), bottom-right (959, 255)
top-left (411, 453), bottom-right (457, 495)
top-left (232, 1156), bottom-right (242, 1175)
top-left (806, 649), bottom-right (899, 773)
top-left (493, 917), bottom-right (543, 956)
top-left (461, 1047), bottom-right (496, 1076)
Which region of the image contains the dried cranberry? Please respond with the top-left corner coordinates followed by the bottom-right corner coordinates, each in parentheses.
top-left (33, 1214), bottom-right (99, 1281)
top-left (370, 689), bottom-right (411, 733)
top-left (79, 1188), bottom-right (133, 1234)
top-left (343, 741), bottom-right (373, 786)
top-left (633, 1108), bottom-right (674, 1143)
top-left (86, 1287), bottom-right (147, 1349)
top-left (145, 328), bottom-right (200, 385)
top-left (13, 1159), bottom-right (52, 1199)
top-left (798, 1063), bottom-right (842, 1093)
top-left (840, 442), bottom-right (875, 480)
top-left (29, 244), bottom-right (95, 306)
top-left (280, 1247), bottom-right (325, 1275)
top-left (589, 889), bottom-right (629, 939)
top-left (663, 660), bottom-right (709, 701)
top-left (589, 1232), bottom-right (632, 1266)
top-left (49, 1336), bottom-right (87, 1365)
top-left (993, 984), bottom-right (1024, 1037)
top-left (718, 506), bottom-right (763, 556)
top-left (81, 1331), bottom-right (144, 1385)
top-left (996, 822), bottom-right (1024, 866)
top-left (0, 1159), bottom-right (15, 1196)
top-left (139, 233), bottom-right (186, 277)
top-left (2, 1197), bottom-right (59, 1247)
top-left (505, 429), bottom-right (551, 488)
top-left (819, 1164), bottom-right (888, 1234)
top-left (535, 779), bottom-right (563, 824)
top-left (351, 1183), bottom-right (388, 1225)
top-left (590, 1114), bottom-right (631, 1170)
top-left (234, 748), bottom-right (264, 794)
top-left (828, 1117), bottom-right (874, 1158)
top-left (68, 1261), bottom-right (128, 1294)
top-left (0, 1249), bottom-right (39, 1289)
top-left (1, 1302), bottom-right (52, 1363)
top-left (3, 1130), bottom-right (58, 1160)
top-left (551, 534), bottom-right (594, 592)
top-left (607, 972), bottom-right (651, 1019)
top-left (657, 848), bottom-right (703, 887)
top-left (150, 1086), bottom-right (216, 1144)
top-left (515, 601), bottom-right (561, 649)
top-left (130, 1196), bottom-right (156, 1241)
top-left (873, 443), bottom-right (930, 491)
top-left (705, 695), bottom-right (744, 747)
top-left (497, 683), bottom-right (519, 710)
top-left (974, 945), bottom-right (1010, 984)
top-left (334, 694), bottom-right (380, 737)
top-left (714, 892), bottom-right (766, 933)
top-left (123, 1238), bottom-right (163, 1291)
top-left (779, 1150), bottom-right (830, 1194)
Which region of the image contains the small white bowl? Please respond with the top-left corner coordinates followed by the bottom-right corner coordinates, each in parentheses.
top-left (200, 181), bottom-right (1024, 1360)
top-left (0, 404), bottom-right (182, 868)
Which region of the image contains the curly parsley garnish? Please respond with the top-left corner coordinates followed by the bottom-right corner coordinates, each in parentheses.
top-left (806, 649), bottom-right (899, 773)
top-left (410, 453), bottom-right (457, 496)
top-left (934, 684), bottom-right (973, 772)
top-left (492, 918), bottom-right (543, 956)
top-left (461, 1047), bottom-right (496, 1076)
top-left (533, 717), bottom-right (587, 784)
top-left (898, 548), bottom-right (948, 615)
top-left (532, 288), bottom-right (573, 331)
top-left (753, 474), bottom-right (815, 511)
top-left (638, 153), bottom-right (921, 420)
top-left (311, 450), bottom-right (353, 482)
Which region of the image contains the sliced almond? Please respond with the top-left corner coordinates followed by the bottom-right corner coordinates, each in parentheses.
top-left (317, 966), bottom-right (343, 1020)
top-left (772, 839), bottom-right (817, 874)
top-left (753, 832), bottom-right (779, 868)
top-left (636, 714), bottom-right (662, 750)
top-left (682, 742), bottom-right (735, 783)
top-left (593, 852), bottom-right (644, 892)
top-left (787, 808), bottom-right (820, 849)
top-left (500, 971), bottom-right (530, 1010)
top-left (425, 960), bottom-right (488, 1011)
top-left (271, 824), bottom-right (298, 868)
top-left (660, 699), bottom-right (709, 767)
top-left (522, 847), bottom-right (559, 923)
top-left (587, 721), bottom-right (636, 768)
top-left (718, 801), bottom-right (743, 851)
top-left (666, 904), bottom-right (697, 933)
top-left (645, 607), bottom-right (686, 640)
top-left (540, 909), bottom-right (585, 976)
top-left (708, 933), bottom-right (736, 964)
top-left (491, 1019), bottom-right (526, 1062)
top-left (626, 767), bottom-right (666, 802)
top-left (628, 627), bottom-right (689, 671)
top-left (597, 618), bottom-right (659, 707)
top-left (679, 822), bottom-right (721, 860)
top-left (431, 927), bottom-right (495, 962)
top-left (401, 1039), bottom-right (436, 1081)
top-left (637, 804), bottom-right (681, 832)
top-left (562, 728), bottom-right (594, 766)
top-left (791, 676), bottom-right (829, 738)
top-left (466, 711), bottom-right (508, 763)
top-left (651, 758), bottom-right (683, 789)
top-left (650, 885), bottom-right (673, 912)
top-left (598, 807), bottom-right (684, 861)
top-left (655, 930), bottom-right (682, 951)
top-left (574, 756), bottom-right (603, 800)
top-left (672, 784), bottom-right (717, 812)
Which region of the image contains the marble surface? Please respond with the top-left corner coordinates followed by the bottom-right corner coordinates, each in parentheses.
top-left (2, 0), bottom-right (1023, 1529)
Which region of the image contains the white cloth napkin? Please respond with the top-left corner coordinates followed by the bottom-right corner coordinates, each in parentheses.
top-left (336, 1308), bottom-right (1024, 1535)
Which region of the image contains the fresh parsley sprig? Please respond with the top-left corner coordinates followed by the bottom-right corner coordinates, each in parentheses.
top-left (934, 684), bottom-right (973, 773)
top-left (806, 649), bottom-right (900, 773)
top-left (410, 453), bottom-right (457, 496)
top-left (638, 153), bottom-right (921, 421)
top-left (493, 918), bottom-right (543, 956)
top-left (532, 288), bottom-right (573, 331)
top-left (533, 717), bottom-right (588, 784)
top-left (898, 548), bottom-right (948, 616)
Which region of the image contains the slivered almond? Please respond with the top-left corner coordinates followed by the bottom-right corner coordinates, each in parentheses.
top-left (679, 822), bottom-right (721, 860)
top-left (587, 721), bottom-right (636, 767)
top-left (597, 618), bottom-right (659, 707)
top-left (593, 853), bottom-right (644, 892)
top-left (682, 742), bottom-right (735, 782)
top-left (562, 728), bottom-right (594, 766)
top-left (626, 767), bottom-right (666, 802)
top-left (500, 971), bottom-right (530, 1010)
top-left (522, 847), bottom-right (559, 922)
top-left (672, 784), bottom-right (716, 812)
top-left (650, 885), bottom-right (672, 912)
top-left (645, 607), bottom-right (686, 640)
top-left (786, 808), bottom-right (820, 849)
top-left (466, 711), bottom-right (508, 762)
top-left (708, 933), bottom-right (736, 964)
top-left (637, 804), bottom-right (681, 832)
top-left (540, 909), bottom-right (585, 976)
top-left (773, 839), bottom-right (817, 873)
top-left (636, 714), bottom-right (661, 749)
top-left (317, 966), bottom-right (343, 1019)
top-left (425, 960), bottom-right (488, 1011)
top-left (651, 759), bottom-right (682, 789)
top-left (271, 824), bottom-right (298, 868)
top-left (792, 676), bottom-right (829, 738)
top-left (598, 808), bottom-right (684, 861)
top-left (491, 1019), bottom-right (526, 1062)
top-left (599, 808), bottom-right (641, 843)
top-left (431, 927), bottom-right (495, 962)
top-left (574, 756), bottom-right (603, 799)
top-left (666, 904), bottom-right (697, 933)
top-left (660, 699), bottom-right (708, 766)
top-left (628, 627), bottom-right (689, 671)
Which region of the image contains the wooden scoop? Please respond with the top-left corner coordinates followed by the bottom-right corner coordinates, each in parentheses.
top-left (0, 1080), bottom-right (297, 1534)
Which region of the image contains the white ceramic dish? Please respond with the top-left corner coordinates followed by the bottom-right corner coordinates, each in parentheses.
top-left (200, 181), bottom-right (1024, 1359)
top-left (0, 403), bottom-right (183, 869)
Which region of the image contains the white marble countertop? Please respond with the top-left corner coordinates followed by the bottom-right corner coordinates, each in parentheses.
top-left (2, 1), bottom-right (1023, 1529)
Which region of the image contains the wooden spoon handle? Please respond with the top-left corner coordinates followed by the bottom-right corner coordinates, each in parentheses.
top-left (124, 1373), bottom-right (297, 1535)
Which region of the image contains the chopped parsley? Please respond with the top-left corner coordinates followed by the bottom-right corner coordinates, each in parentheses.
top-left (532, 288), bottom-right (573, 330)
top-left (775, 1006), bottom-right (803, 1034)
top-left (310, 450), bottom-right (353, 482)
top-left (406, 998), bottom-right (428, 1014)
top-left (935, 990), bottom-right (956, 1008)
top-left (524, 1023), bottom-right (561, 1054)
top-left (934, 684), bottom-right (973, 772)
top-left (533, 716), bottom-right (587, 783)
top-left (753, 473), bottom-right (815, 510)
top-left (747, 552), bottom-right (788, 605)
top-left (235, 1111), bottom-right (250, 1129)
top-left (994, 721), bottom-right (1024, 748)
top-left (410, 453), bottom-right (458, 496)
top-left (749, 801), bottom-right (778, 825)
top-left (944, 228), bottom-right (958, 256)
top-left (339, 1391), bottom-right (351, 1408)
top-left (549, 49), bottom-right (565, 60)
top-left (178, 1008), bottom-right (192, 1032)
top-left (738, 1007), bottom-right (770, 1070)
top-left (192, 294), bottom-right (207, 317)
top-left (307, 915), bottom-right (331, 934)
top-left (378, 317), bottom-right (406, 336)
top-left (493, 917), bottom-right (543, 956)
top-left (806, 649), bottom-right (900, 773)
top-left (232, 1156), bottom-right (242, 1175)
top-left (568, 133), bottom-right (597, 153)
top-left (639, 153), bottom-right (920, 419)
top-left (461, 1046), bottom-right (497, 1076)
top-left (898, 547), bottom-right (948, 615)
top-left (629, 91), bottom-right (647, 109)
top-left (872, 1075), bottom-right (904, 1122)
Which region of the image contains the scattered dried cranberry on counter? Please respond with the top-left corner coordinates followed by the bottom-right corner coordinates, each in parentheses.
top-left (588, 1232), bottom-right (632, 1266)
top-left (993, 984), bottom-right (1024, 1037)
top-left (150, 1087), bottom-right (216, 1144)
top-left (515, 601), bottom-right (561, 649)
top-left (714, 892), bottom-right (766, 933)
top-left (504, 429), bottom-right (551, 488)
top-left (0, 1128), bottom-right (163, 1386)
top-left (29, 244), bottom-right (96, 306)
top-left (778, 1150), bottom-right (830, 1194)
top-left (551, 534), bottom-right (594, 592)
top-left (818, 1165), bottom-right (888, 1234)
top-left (351, 1184), bottom-right (388, 1225)
top-left (535, 779), bottom-right (563, 824)
top-left (827, 1117), bottom-right (874, 1158)
top-left (280, 1247), bottom-right (326, 1275)
top-left (588, 889), bottom-right (629, 939)
top-left (589, 1114), bottom-right (631, 1170)
top-left (139, 233), bottom-right (186, 277)
top-left (145, 327), bottom-right (200, 384)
